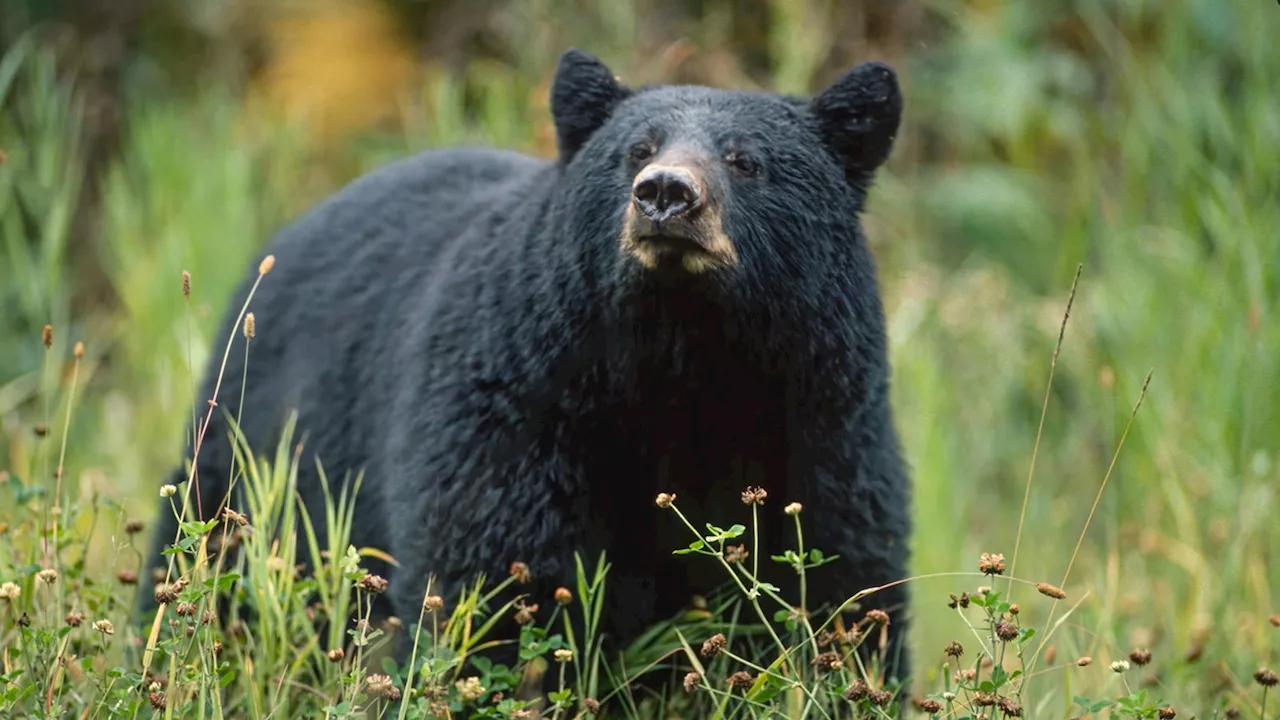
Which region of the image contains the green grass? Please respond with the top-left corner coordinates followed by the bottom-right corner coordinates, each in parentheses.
top-left (1, 0), bottom-right (1278, 716)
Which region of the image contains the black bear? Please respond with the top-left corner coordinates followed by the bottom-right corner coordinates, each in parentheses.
top-left (143, 48), bottom-right (913, 685)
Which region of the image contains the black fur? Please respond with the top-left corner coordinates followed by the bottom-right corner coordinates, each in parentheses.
top-left (141, 48), bottom-right (913, 685)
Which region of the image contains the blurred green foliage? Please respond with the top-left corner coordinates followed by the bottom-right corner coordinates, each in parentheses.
top-left (0, 0), bottom-right (1277, 714)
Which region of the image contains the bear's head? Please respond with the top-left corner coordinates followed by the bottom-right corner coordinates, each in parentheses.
top-left (549, 48), bottom-right (902, 294)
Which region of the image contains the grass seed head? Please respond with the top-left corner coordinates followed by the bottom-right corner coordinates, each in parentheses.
top-left (42, 324), bottom-right (52, 348)
top-left (258, 254), bottom-right (275, 275)
top-left (182, 270), bottom-right (191, 299)
top-left (1036, 582), bottom-right (1067, 600)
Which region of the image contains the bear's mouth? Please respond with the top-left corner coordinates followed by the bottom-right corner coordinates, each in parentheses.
top-left (620, 205), bottom-right (739, 273)
top-left (637, 232), bottom-right (708, 257)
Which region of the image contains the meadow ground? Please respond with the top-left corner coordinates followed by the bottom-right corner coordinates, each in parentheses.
top-left (0, 1), bottom-right (1277, 717)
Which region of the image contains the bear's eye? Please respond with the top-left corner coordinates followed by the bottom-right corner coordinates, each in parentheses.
top-left (725, 151), bottom-right (761, 178)
top-left (628, 143), bottom-right (655, 164)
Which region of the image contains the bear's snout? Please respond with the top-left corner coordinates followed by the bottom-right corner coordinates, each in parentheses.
top-left (632, 165), bottom-right (704, 223)
top-left (621, 161), bottom-right (736, 274)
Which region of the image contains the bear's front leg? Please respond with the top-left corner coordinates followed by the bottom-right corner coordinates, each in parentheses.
top-left (379, 411), bottom-right (590, 675)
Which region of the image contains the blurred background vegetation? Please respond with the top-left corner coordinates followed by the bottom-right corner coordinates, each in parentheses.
top-left (1, 0), bottom-right (1276, 711)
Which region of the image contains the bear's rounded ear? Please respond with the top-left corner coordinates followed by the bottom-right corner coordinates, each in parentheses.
top-left (551, 48), bottom-right (631, 165)
top-left (808, 61), bottom-right (903, 185)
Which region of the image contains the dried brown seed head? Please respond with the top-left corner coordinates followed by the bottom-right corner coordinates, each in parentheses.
top-left (1255, 668), bottom-right (1279, 687)
top-left (124, 519), bottom-right (145, 534)
top-left (117, 570), bottom-right (138, 585)
top-left (1270, 614), bottom-right (1280, 628)
top-left (148, 692), bottom-right (166, 711)
top-left (357, 574), bottom-right (388, 595)
top-left (844, 678), bottom-right (870, 701)
top-left (175, 602), bottom-right (197, 617)
top-left (1076, 656), bottom-right (1093, 667)
top-left (654, 492), bottom-right (676, 509)
top-left (1129, 648), bottom-right (1152, 667)
top-left (944, 641), bottom-right (964, 658)
top-left (979, 552), bottom-right (1006, 576)
top-left (366, 673), bottom-right (398, 698)
top-left (422, 595), bottom-right (444, 612)
top-left (92, 619), bottom-right (114, 635)
top-left (581, 698), bottom-right (600, 714)
top-left (65, 611), bottom-right (84, 627)
top-left (741, 486), bottom-right (768, 506)
top-left (327, 648), bottom-right (344, 662)
top-left (868, 689), bottom-right (893, 707)
top-left (42, 325), bottom-right (53, 348)
top-left (513, 600), bottom-right (538, 625)
top-left (916, 699), bottom-right (943, 713)
top-left (554, 586), bottom-right (573, 605)
top-left (727, 671), bottom-right (755, 691)
top-left (996, 621), bottom-right (1019, 642)
top-left (154, 583), bottom-right (181, 605)
top-left (1157, 707), bottom-right (1176, 719)
top-left (811, 651), bottom-right (843, 672)
top-left (973, 692), bottom-right (997, 707)
top-left (997, 697), bottom-right (1023, 717)
top-left (724, 544), bottom-right (749, 564)
top-left (74, 341), bottom-right (84, 358)
top-left (701, 633), bottom-right (727, 657)
top-left (509, 561), bottom-right (531, 584)
top-left (682, 671), bottom-right (701, 693)
top-left (33, 424), bottom-right (48, 438)
top-left (243, 312), bottom-right (256, 339)
top-left (864, 609), bottom-right (890, 627)
top-left (181, 270), bottom-right (191, 299)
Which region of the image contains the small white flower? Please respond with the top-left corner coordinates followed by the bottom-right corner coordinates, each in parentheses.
top-left (1110, 660), bottom-right (1130, 673)
top-left (92, 619), bottom-right (115, 635)
top-left (37, 568), bottom-right (58, 583)
top-left (784, 502), bottom-right (803, 516)
top-left (160, 484), bottom-right (177, 498)
top-left (0, 581), bottom-right (20, 600)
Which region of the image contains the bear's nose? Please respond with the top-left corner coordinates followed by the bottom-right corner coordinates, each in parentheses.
top-left (632, 166), bottom-right (703, 222)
